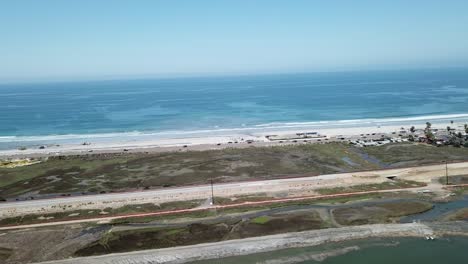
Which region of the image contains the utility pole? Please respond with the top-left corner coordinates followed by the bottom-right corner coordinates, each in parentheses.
top-left (445, 161), bottom-right (449, 185)
top-left (210, 179), bottom-right (215, 205)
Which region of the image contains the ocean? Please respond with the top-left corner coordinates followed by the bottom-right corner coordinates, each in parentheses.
top-left (1, 68), bottom-right (468, 149)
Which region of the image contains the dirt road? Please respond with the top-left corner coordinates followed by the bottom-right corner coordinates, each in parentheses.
top-left (1, 161), bottom-right (467, 219)
top-left (2, 183), bottom-right (468, 231)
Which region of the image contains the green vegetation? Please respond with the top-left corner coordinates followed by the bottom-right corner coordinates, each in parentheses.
top-left (76, 223), bottom-right (229, 256)
top-left (250, 216), bottom-right (270, 224)
top-left (76, 210), bottom-right (328, 257)
top-left (1, 142), bottom-right (467, 199)
top-left (0, 176), bottom-right (426, 227)
top-left (378, 201), bottom-right (433, 217)
top-left (362, 143), bottom-right (468, 166)
top-left (0, 143), bottom-right (377, 199)
top-left (76, 197), bottom-right (434, 257)
top-left (332, 200), bottom-right (433, 226)
top-left (439, 175), bottom-right (468, 185)
top-left (110, 209), bottom-right (218, 225)
top-left (0, 159), bottom-right (40, 169)
top-left (111, 192), bottom-right (402, 225)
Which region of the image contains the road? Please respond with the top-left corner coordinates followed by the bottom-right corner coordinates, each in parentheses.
top-left (0, 187), bottom-right (434, 230)
top-left (1, 182), bottom-right (468, 231)
top-left (1, 161), bottom-right (468, 220)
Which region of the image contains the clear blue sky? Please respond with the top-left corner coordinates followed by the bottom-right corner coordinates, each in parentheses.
top-left (1, 0), bottom-right (468, 82)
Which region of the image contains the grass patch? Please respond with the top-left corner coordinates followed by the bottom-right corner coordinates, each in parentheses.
top-left (362, 143), bottom-right (468, 166)
top-left (332, 200), bottom-right (433, 226)
top-left (250, 216), bottom-right (270, 224)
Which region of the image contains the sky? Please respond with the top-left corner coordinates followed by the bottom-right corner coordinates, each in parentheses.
top-left (1, 0), bottom-right (468, 82)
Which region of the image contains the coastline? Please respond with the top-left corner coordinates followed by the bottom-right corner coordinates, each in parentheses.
top-left (34, 222), bottom-right (468, 264)
top-left (1, 114), bottom-right (466, 158)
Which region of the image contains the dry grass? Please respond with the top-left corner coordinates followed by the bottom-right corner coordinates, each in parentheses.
top-left (332, 200), bottom-right (433, 226)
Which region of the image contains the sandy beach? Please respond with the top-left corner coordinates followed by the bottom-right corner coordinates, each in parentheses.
top-left (1, 117), bottom-right (465, 158)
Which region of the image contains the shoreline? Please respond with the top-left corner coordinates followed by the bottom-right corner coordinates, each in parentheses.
top-left (1, 116), bottom-right (466, 158)
top-left (35, 222), bottom-right (468, 264)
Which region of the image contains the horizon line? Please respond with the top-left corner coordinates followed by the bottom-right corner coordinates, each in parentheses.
top-left (1, 65), bottom-right (467, 86)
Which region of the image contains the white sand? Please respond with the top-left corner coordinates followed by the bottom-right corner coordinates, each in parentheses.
top-left (0, 118), bottom-right (465, 158)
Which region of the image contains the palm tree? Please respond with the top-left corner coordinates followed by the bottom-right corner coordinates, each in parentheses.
top-left (424, 122), bottom-right (434, 143)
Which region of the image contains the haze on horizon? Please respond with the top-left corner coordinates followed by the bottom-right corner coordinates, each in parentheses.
top-left (1, 0), bottom-right (468, 82)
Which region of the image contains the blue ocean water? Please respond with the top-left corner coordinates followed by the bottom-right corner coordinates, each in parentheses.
top-left (1, 68), bottom-right (468, 146)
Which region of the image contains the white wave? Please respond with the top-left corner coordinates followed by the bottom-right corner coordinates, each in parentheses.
top-left (254, 113), bottom-right (468, 128)
top-left (267, 114), bottom-right (468, 131)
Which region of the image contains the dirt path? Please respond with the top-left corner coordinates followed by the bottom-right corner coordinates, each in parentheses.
top-left (3, 184), bottom-right (467, 231)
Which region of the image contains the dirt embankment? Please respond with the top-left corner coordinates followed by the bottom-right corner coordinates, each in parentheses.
top-left (35, 223), bottom-right (436, 264)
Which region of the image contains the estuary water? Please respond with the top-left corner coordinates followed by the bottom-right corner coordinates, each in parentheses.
top-left (192, 236), bottom-right (468, 264)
